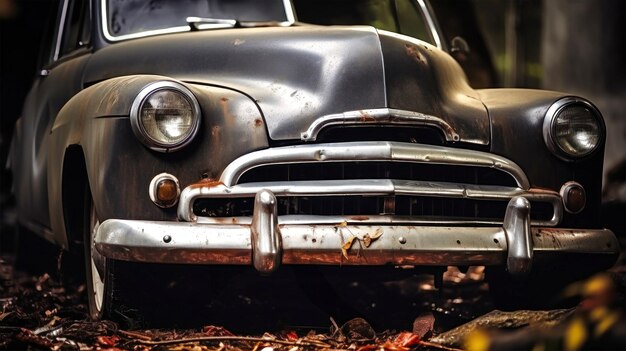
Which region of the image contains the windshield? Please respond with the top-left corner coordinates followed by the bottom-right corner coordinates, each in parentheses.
top-left (293, 0), bottom-right (436, 45)
top-left (103, 0), bottom-right (436, 46)
top-left (104, 0), bottom-right (294, 40)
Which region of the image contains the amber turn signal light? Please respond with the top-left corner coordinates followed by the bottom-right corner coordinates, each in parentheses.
top-left (149, 173), bottom-right (181, 208)
top-left (560, 181), bottom-right (586, 214)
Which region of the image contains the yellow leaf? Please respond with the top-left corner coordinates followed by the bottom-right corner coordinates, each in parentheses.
top-left (583, 274), bottom-right (612, 296)
top-left (465, 329), bottom-right (490, 351)
top-left (564, 317), bottom-right (587, 351)
top-left (337, 221), bottom-right (348, 228)
top-left (341, 236), bottom-right (357, 259)
top-left (595, 311), bottom-right (620, 337)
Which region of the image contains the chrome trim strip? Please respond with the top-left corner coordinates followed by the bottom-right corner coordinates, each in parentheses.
top-left (101, 0), bottom-right (296, 42)
top-left (196, 215), bottom-right (505, 226)
top-left (416, 0), bottom-right (443, 49)
top-left (300, 108), bottom-right (460, 142)
top-left (95, 219), bottom-right (619, 267)
top-left (216, 142), bottom-right (530, 189)
top-left (53, 0), bottom-right (69, 61)
top-left (177, 178), bottom-right (561, 225)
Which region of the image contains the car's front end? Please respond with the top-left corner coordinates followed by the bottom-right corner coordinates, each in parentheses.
top-left (84, 27), bottom-right (618, 277)
top-left (43, 0), bottom-right (619, 318)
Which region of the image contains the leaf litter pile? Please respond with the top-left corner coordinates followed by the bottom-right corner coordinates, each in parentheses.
top-left (1, 255), bottom-right (626, 350)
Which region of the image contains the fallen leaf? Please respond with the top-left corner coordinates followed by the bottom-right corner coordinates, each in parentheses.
top-left (97, 335), bottom-right (120, 347)
top-left (285, 331), bottom-right (298, 341)
top-left (337, 221), bottom-right (348, 228)
top-left (412, 313), bottom-right (435, 339)
top-left (379, 341), bottom-right (409, 351)
top-left (565, 317), bottom-right (587, 351)
top-left (363, 229), bottom-right (383, 248)
top-left (594, 310), bottom-right (620, 337)
top-left (356, 345), bottom-right (377, 351)
top-left (202, 325), bottom-right (234, 336)
top-left (342, 236), bottom-right (357, 259)
top-left (465, 329), bottom-right (490, 351)
top-left (393, 332), bottom-right (420, 347)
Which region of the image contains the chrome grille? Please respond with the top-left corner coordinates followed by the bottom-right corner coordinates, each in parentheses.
top-left (178, 142), bottom-right (562, 226)
top-left (238, 162), bottom-right (518, 187)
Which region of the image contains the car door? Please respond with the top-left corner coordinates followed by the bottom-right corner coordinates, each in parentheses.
top-left (14, 0), bottom-right (92, 242)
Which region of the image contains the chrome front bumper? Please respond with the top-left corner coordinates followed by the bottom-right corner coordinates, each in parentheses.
top-left (94, 142), bottom-right (619, 275)
top-left (95, 191), bottom-right (619, 275)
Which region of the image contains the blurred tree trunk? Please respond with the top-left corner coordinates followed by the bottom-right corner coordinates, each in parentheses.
top-left (542, 0), bottom-right (626, 201)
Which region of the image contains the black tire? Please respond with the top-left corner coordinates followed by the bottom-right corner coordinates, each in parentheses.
top-left (82, 191), bottom-right (145, 327)
top-left (83, 191), bottom-right (114, 320)
top-left (82, 190), bottom-right (216, 328)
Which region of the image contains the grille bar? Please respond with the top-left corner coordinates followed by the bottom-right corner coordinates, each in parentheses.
top-left (218, 142), bottom-right (530, 189)
top-left (179, 178), bottom-right (562, 225)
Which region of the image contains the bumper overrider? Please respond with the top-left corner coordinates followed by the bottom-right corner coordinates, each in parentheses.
top-left (94, 142), bottom-right (619, 275)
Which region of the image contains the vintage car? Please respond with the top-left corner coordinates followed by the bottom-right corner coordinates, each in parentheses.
top-left (9, 0), bottom-right (619, 320)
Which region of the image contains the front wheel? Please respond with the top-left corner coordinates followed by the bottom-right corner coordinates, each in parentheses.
top-left (84, 197), bottom-right (113, 320)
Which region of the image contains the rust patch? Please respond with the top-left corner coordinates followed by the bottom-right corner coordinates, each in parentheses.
top-left (254, 118), bottom-right (263, 127)
top-left (359, 110), bottom-right (375, 122)
top-left (207, 217), bottom-right (239, 224)
top-left (219, 98), bottom-right (236, 126)
top-left (350, 216), bottom-right (370, 221)
top-left (197, 178), bottom-right (225, 188)
top-left (404, 44), bottom-right (424, 63)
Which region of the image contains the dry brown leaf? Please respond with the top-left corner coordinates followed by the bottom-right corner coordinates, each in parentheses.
top-left (363, 229), bottom-right (383, 248)
top-left (342, 236), bottom-right (357, 259)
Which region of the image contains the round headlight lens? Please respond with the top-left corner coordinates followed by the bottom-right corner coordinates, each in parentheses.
top-left (543, 98), bottom-right (604, 160)
top-left (131, 81), bottom-right (200, 152)
top-left (141, 89), bottom-right (195, 144)
top-left (553, 105), bottom-right (601, 157)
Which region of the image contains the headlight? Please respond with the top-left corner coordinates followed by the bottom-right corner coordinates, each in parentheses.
top-left (131, 81), bottom-right (200, 152)
top-left (543, 97), bottom-right (604, 160)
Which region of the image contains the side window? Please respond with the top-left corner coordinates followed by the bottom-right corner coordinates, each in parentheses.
top-left (37, 0), bottom-right (63, 68)
top-left (59, 0), bottom-right (91, 56)
top-left (395, 0), bottom-right (432, 44)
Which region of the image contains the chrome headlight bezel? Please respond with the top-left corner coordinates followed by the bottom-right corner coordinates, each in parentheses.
top-left (130, 81), bottom-right (201, 152)
top-left (542, 97), bottom-right (605, 161)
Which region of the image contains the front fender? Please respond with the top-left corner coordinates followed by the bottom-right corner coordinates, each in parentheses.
top-left (479, 88), bottom-right (606, 228)
top-left (48, 75), bottom-right (269, 247)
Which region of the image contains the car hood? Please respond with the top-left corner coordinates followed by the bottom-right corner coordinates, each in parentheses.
top-left (85, 26), bottom-right (488, 144)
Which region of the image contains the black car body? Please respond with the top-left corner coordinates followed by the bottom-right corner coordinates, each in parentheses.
top-left (8, 0), bottom-right (619, 319)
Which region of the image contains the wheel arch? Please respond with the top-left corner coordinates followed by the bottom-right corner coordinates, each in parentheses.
top-left (60, 144), bottom-right (90, 254)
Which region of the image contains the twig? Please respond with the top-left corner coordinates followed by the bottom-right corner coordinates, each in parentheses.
top-left (418, 340), bottom-right (465, 351)
top-left (118, 329), bottom-right (152, 341)
top-left (133, 335), bottom-right (331, 348)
